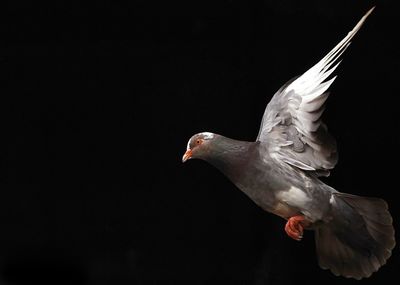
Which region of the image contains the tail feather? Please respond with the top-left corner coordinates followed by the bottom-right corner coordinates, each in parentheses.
top-left (315, 193), bottom-right (395, 279)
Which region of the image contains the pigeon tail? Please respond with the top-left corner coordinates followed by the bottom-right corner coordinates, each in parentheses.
top-left (315, 192), bottom-right (395, 279)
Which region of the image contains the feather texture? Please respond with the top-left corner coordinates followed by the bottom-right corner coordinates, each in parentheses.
top-left (257, 7), bottom-right (375, 175)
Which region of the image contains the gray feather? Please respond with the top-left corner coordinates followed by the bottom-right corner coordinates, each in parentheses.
top-left (315, 193), bottom-right (395, 279)
top-left (256, 8), bottom-right (375, 175)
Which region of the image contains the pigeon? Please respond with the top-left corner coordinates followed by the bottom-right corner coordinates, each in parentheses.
top-left (182, 7), bottom-right (395, 279)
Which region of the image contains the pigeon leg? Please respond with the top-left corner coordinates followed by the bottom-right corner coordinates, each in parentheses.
top-left (284, 215), bottom-right (309, 241)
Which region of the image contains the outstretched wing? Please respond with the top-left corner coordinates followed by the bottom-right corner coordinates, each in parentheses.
top-left (257, 7), bottom-right (375, 177)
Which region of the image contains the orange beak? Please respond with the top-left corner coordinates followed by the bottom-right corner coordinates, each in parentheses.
top-left (182, 149), bottom-right (192, 163)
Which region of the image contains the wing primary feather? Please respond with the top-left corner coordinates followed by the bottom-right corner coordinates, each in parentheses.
top-left (257, 8), bottom-right (375, 175)
top-left (287, 7), bottom-right (374, 95)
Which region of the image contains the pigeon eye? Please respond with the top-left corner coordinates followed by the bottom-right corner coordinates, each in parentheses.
top-left (196, 139), bottom-right (202, 145)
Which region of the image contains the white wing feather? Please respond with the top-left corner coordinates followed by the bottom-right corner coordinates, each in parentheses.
top-left (257, 7), bottom-right (375, 175)
top-left (286, 7), bottom-right (375, 116)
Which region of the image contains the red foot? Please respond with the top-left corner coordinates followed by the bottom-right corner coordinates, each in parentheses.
top-left (284, 215), bottom-right (309, 241)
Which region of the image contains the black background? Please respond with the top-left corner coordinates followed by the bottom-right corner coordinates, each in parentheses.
top-left (1, 0), bottom-right (399, 284)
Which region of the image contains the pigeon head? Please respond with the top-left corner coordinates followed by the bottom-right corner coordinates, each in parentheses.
top-left (182, 132), bottom-right (216, 163)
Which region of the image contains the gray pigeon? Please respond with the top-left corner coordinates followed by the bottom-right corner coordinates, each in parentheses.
top-left (182, 7), bottom-right (394, 279)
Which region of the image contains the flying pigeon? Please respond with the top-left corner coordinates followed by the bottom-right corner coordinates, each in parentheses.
top-left (182, 7), bottom-right (395, 279)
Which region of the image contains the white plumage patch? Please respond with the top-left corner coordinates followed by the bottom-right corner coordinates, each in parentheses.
top-left (278, 186), bottom-right (311, 207)
top-left (329, 194), bottom-right (336, 205)
top-left (200, 132), bottom-right (215, 140)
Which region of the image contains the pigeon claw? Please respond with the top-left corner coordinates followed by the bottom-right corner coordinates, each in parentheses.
top-left (284, 215), bottom-right (308, 241)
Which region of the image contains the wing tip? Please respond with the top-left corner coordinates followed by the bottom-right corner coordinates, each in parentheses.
top-left (366, 6), bottom-right (376, 17)
top-left (357, 6), bottom-right (375, 27)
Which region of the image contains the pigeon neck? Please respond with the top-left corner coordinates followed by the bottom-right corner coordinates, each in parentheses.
top-left (204, 136), bottom-right (256, 179)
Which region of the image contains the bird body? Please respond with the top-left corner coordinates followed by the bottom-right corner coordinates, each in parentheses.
top-left (183, 7), bottom-right (395, 279)
top-left (194, 135), bottom-right (334, 222)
